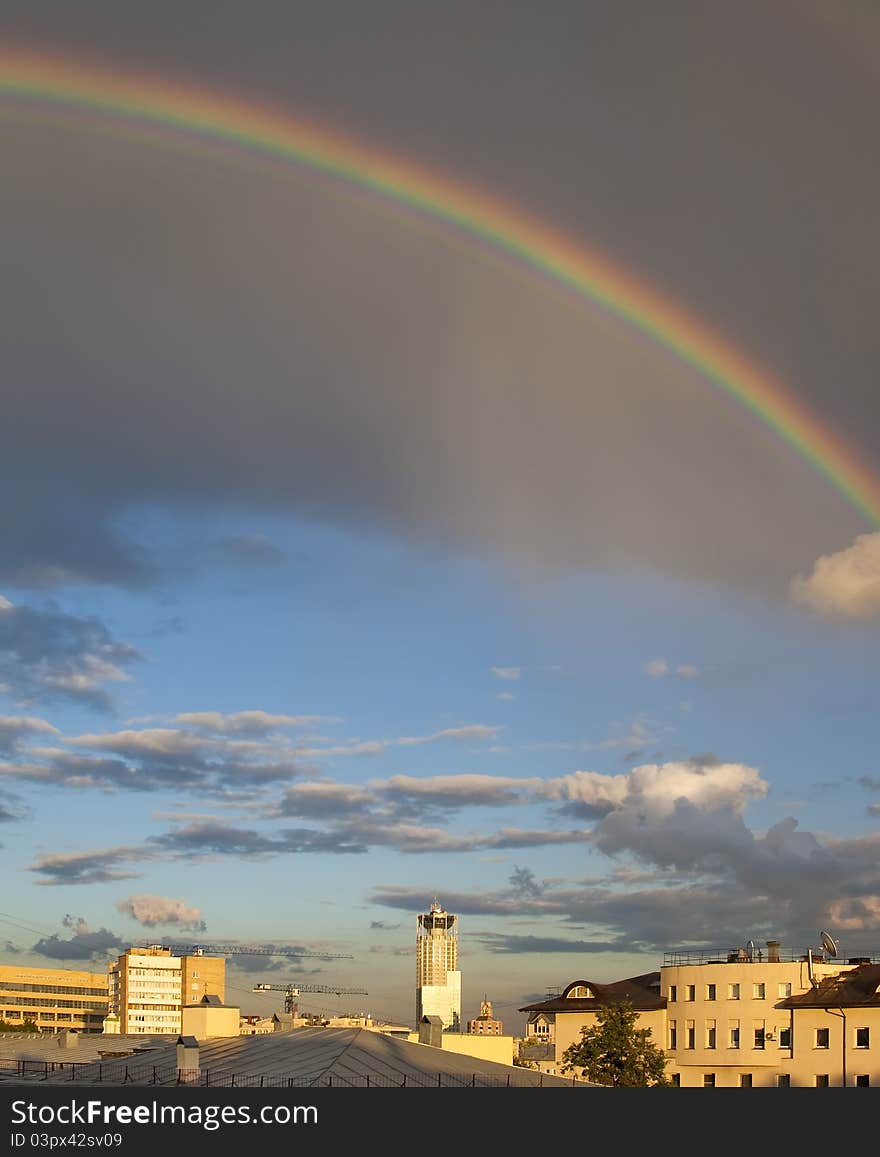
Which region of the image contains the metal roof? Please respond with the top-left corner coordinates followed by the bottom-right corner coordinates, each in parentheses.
top-left (1, 1028), bottom-right (602, 1088)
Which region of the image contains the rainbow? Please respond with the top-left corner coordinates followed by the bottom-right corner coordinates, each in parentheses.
top-left (2, 43), bottom-right (878, 527)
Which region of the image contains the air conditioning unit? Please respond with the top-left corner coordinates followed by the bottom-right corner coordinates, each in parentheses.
top-left (764, 1031), bottom-right (776, 1041)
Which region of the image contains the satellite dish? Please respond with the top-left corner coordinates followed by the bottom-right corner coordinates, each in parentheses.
top-left (820, 931), bottom-right (839, 957)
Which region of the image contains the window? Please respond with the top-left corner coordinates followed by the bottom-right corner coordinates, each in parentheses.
top-left (729, 1023), bottom-right (740, 1049)
top-left (815, 1074), bottom-right (829, 1087)
top-left (777, 1074), bottom-right (790, 1088)
top-left (686, 1021), bottom-right (695, 1049)
top-left (856, 1027), bottom-right (870, 1049)
top-left (855, 1075), bottom-right (870, 1087)
top-left (670, 1073), bottom-right (680, 1087)
top-left (567, 985), bottom-right (592, 999)
top-left (705, 1021), bottom-right (716, 1049)
top-left (685, 985), bottom-right (695, 1002)
top-left (815, 1027), bottom-right (829, 1049)
top-left (779, 1026), bottom-right (791, 1049)
top-left (668, 985), bottom-right (677, 1002)
top-left (728, 984), bottom-right (740, 1000)
top-left (777, 982), bottom-right (791, 998)
top-left (706, 984), bottom-right (716, 1001)
top-left (752, 983), bottom-right (765, 1000)
top-left (740, 1074), bottom-right (752, 1087)
top-left (703, 1073), bottom-right (716, 1087)
top-left (668, 1021), bottom-right (677, 1050)
top-left (753, 1025), bottom-right (765, 1050)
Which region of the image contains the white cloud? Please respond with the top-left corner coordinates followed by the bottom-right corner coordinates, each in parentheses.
top-left (496, 692), bottom-right (514, 701)
top-left (177, 710), bottom-right (337, 734)
top-left (116, 894), bottom-right (206, 930)
top-left (0, 595), bottom-right (12, 611)
top-left (397, 725), bottom-right (500, 746)
top-left (491, 667), bottom-right (521, 680)
top-left (790, 531), bottom-right (880, 618)
top-left (676, 664), bottom-right (700, 679)
top-left (642, 658), bottom-right (669, 677)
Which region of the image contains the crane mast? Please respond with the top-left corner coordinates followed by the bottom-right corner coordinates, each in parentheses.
top-left (253, 982), bottom-right (368, 1014)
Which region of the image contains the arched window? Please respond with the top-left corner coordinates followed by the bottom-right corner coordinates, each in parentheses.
top-left (567, 984), bottom-right (593, 999)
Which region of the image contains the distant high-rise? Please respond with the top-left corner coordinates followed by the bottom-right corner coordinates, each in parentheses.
top-left (415, 899), bottom-right (461, 1031)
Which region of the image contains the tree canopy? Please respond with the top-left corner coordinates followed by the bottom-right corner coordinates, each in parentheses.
top-left (560, 999), bottom-right (669, 1087)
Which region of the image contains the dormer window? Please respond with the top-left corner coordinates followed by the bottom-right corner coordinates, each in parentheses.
top-left (567, 985), bottom-right (593, 999)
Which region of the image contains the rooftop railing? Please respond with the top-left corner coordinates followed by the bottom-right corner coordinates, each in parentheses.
top-left (662, 947), bottom-right (880, 966)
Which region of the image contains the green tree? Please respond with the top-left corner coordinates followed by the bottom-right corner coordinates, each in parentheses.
top-left (560, 1000), bottom-right (669, 1087)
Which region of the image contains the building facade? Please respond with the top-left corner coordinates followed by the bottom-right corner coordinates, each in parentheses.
top-left (520, 940), bottom-right (880, 1087)
top-left (467, 998), bottom-right (503, 1035)
top-left (415, 900), bottom-right (461, 1031)
top-left (108, 946), bottom-right (225, 1035)
top-left (0, 964), bottom-right (109, 1034)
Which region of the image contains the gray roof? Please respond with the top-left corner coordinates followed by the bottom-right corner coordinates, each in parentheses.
top-left (0, 1028), bottom-right (601, 1088)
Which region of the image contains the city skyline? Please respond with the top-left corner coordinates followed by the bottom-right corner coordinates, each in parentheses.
top-left (1, 2), bottom-right (880, 1033)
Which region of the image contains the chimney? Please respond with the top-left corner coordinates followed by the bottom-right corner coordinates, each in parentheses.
top-left (176, 1035), bottom-right (200, 1083)
top-left (57, 1029), bottom-right (79, 1050)
top-left (418, 1015), bottom-right (444, 1047)
top-left (766, 940), bottom-right (781, 963)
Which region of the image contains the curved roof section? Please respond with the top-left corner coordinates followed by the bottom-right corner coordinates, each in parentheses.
top-left (519, 972), bottom-right (664, 1014)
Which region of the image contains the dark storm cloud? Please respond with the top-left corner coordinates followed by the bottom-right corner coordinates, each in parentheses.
top-left (0, 600), bottom-right (139, 709)
top-left (0, 3), bottom-right (878, 597)
top-left (32, 916), bottom-right (125, 960)
top-left (149, 821), bottom-right (368, 857)
top-left (0, 725), bottom-right (308, 792)
top-left (28, 845), bottom-right (149, 885)
top-left (471, 933), bottom-right (622, 955)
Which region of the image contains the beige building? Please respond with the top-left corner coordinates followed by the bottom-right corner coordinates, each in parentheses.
top-left (520, 973), bottom-right (666, 1066)
top-left (468, 998), bottom-right (503, 1035)
top-left (521, 939), bottom-right (880, 1088)
top-left (181, 994), bottom-right (241, 1039)
top-left (660, 941), bottom-right (859, 1087)
top-left (0, 964), bottom-right (109, 1034)
top-left (108, 946), bottom-right (225, 1035)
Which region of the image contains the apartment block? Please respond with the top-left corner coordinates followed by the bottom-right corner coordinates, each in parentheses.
top-left (0, 964), bottom-right (109, 1034)
top-left (108, 946), bottom-right (225, 1035)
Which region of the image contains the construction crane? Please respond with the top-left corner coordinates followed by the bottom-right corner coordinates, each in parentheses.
top-left (253, 982), bottom-right (368, 1014)
top-left (134, 942), bottom-right (353, 961)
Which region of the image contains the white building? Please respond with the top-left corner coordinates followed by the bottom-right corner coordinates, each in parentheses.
top-left (416, 900), bottom-right (461, 1031)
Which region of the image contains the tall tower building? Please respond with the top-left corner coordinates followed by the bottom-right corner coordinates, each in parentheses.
top-left (416, 899), bottom-right (461, 1031)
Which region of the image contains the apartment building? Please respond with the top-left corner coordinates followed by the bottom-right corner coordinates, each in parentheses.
top-left (0, 964), bottom-right (109, 1034)
top-left (108, 946), bottom-right (225, 1035)
top-left (521, 939), bottom-right (880, 1087)
top-left (661, 940), bottom-right (857, 1087)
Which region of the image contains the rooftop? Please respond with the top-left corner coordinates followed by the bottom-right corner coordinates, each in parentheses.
top-left (0, 1028), bottom-right (601, 1088)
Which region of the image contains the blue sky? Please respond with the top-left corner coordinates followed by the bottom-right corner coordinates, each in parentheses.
top-left (1, 1), bottom-right (880, 1032)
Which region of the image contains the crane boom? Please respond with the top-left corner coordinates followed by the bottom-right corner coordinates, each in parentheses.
top-left (253, 983), bottom-right (368, 996)
top-left (253, 980), bottom-right (368, 1014)
top-left (135, 942), bottom-right (353, 960)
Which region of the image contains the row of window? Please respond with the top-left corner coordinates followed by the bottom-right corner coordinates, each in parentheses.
top-left (668, 1022), bottom-right (870, 1050)
top-left (668, 983), bottom-right (792, 1002)
top-left (1, 1011), bottom-right (104, 1022)
top-left (0, 983), bottom-right (108, 996)
top-left (0, 997), bottom-right (108, 1010)
top-left (678, 1074), bottom-right (871, 1088)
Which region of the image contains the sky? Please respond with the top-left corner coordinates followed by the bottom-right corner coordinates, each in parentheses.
top-left (1, 1), bottom-right (880, 1034)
